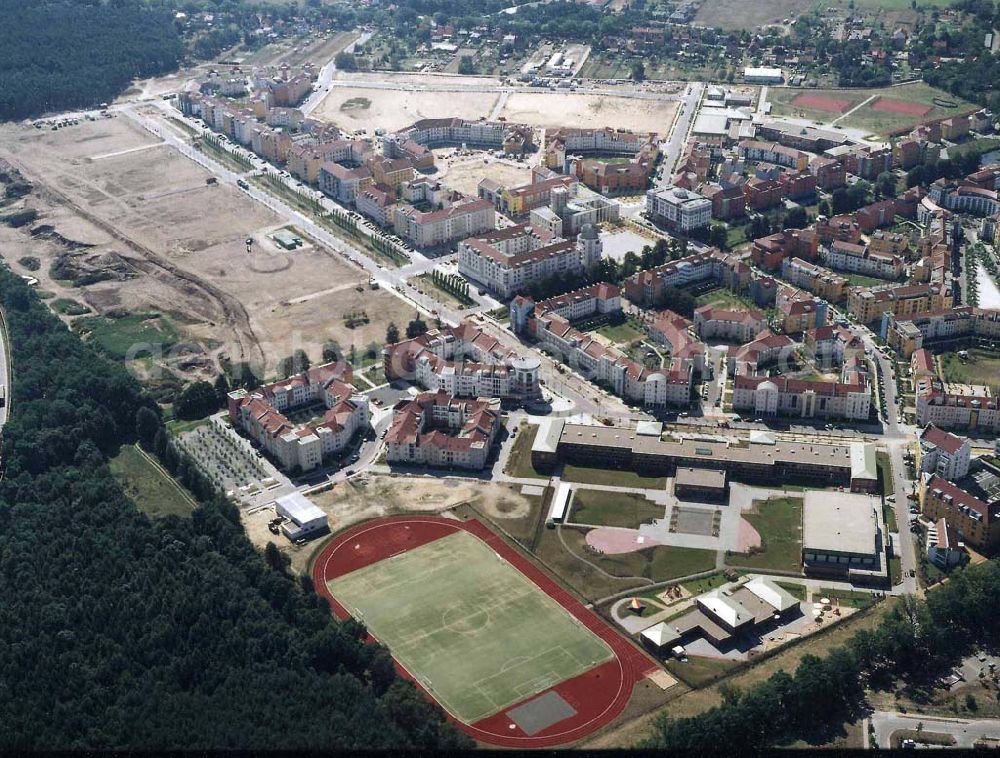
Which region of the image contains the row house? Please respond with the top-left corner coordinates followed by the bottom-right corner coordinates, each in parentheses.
top-left (883, 306), bottom-right (1000, 357)
top-left (732, 363), bottom-right (871, 421)
top-left (919, 424), bottom-right (972, 481)
top-left (700, 182), bottom-right (746, 220)
top-left (809, 156), bottom-right (847, 190)
top-left (693, 305), bottom-right (767, 344)
top-left (916, 379), bottom-right (1000, 437)
top-left (318, 162), bottom-right (372, 204)
top-left (776, 286), bottom-right (828, 334)
top-left (512, 287), bottom-right (694, 407)
top-left (647, 310), bottom-right (707, 374)
top-left (645, 186), bottom-right (713, 233)
top-left (922, 475), bottom-right (1000, 552)
top-left (736, 140), bottom-right (809, 171)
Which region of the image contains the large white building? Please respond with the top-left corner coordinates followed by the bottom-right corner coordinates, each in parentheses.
top-left (645, 186), bottom-right (712, 233)
top-left (276, 492), bottom-right (328, 541)
top-left (457, 222), bottom-right (602, 299)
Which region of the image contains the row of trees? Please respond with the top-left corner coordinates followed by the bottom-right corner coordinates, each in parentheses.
top-left (644, 562), bottom-right (1000, 750)
top-left (0, 266), bottom-right (467, 750)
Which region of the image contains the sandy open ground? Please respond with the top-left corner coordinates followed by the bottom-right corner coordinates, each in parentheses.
top-left (242, 475), bottom-right (536, 574)
top-left (0, 116), bottom-right (416, 380)
top-left (314, 86), bottom-right (500, 132)
top-left (500, 92), bottom-right (679, 134)
top-left (432, 148), bottom-right (534, 195)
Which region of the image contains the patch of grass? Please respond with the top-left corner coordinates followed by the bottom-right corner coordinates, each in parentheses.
top-left (776, 581), bottom-right (808, 601)
top-left (664, 655), bottom-right (739, 689)
top-left (694, 287), bottom-right (753, 311)
top-left (596, 319), bottom-right (646, 344)
top-left (890, 555), bottom-right (902, 586)
top-left (815, 587), bottom-right (876, 609)
top-left (939, 349), bottom-right (1000, 391)
top-left (109, 444), bottom-right (195, 518)
top-left (51, 298), bottom-right (90, 316)
top-left (844, 272), bottom-right (889, 288)
top-left (650, 547), bottom-right (718, 581)
top-left (570, 489), bottom-right (664, 528)
top-left (562, 464), bottom-right (667, 490)
top-left (726, 496), bottom-right (803, 573)
top-left (340, 96), bottom-right (371, 111)
top-left (682, 571), bottom-right (734, 595)
top-left (532, 525), bottom-right (646, 600)
top-left (165, 417), bottom-right (210, 437)
top-left (504, 423), bottom-right (549, 480)
top-left (74, 312), bottom-right (179, 360)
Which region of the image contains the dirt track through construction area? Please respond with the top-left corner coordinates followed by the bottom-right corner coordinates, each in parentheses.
top-left (0, 116), bottom-right (416, 377)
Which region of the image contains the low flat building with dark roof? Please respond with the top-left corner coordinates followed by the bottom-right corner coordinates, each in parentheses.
top-left (552, 422), bottom-right (861, 487)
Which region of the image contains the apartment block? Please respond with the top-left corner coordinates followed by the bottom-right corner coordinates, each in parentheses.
top-left (848, 282), bottom-right (951, 326)
top-left (385, 391), bottom-right (501, 470)
top-left (458, 222), bottom-right (601, 299)
top-left (781, 257), bottom-right (848, 303)
top-left (227, 363), bottom-right (370, 472)
top-left (645, 186), bottom-right (713, 233)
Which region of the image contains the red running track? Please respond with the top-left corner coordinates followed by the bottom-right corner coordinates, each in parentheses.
top-left (312, 516), bottom-right (656, 748)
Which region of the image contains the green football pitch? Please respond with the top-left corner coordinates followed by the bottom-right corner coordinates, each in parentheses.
top-left (329, 530), bottom-right (614, 724)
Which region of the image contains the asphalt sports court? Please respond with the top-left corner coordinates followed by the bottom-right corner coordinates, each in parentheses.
top-left (329, 530), bottom-right (614, 724)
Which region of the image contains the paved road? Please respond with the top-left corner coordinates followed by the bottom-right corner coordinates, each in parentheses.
top-left (658, 81), bottom-right (704, 182)
top-left (0, 308), bottom-right (9, 429)
top-left (872, 710), bottom-right (1000, 748)
top-left (300, 30), bottom-right (374, 116)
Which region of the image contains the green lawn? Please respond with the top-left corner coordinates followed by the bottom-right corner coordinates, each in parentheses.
top-left (570, 489), bottom-right (665, 529)
top-left (775, 581), bottom-right (808, 601)
top-left (889, 555), bottom-right (902, 586)
top-left (504, 424), bottom-right (549, 480)
top-left (74, 313), bottom-right (179, 360)
top-left (939, 349), bottom-right (1000, 391)
top-left (329, 530), bottom-right (613, 723)
top-left (695, 287), bottom-right (753, 311)
top-left (650, 547), bottom-right (718, 580)
top-left (814, 587), bottom-right (876, 609)
top-left (682, 571), bottom-right (734, 595)
top-left (109, 444), bottom-right (195, 519)
top-left (562, 464), bottom-right (667, 490)
top-left (877, 451), bottom-right (899, 532)
top-left (596, 320), bottom-right (646, 345)
top-left (844, 272), bottom-right (890, 288)
top-left (726, 496), bottom-right (804, 573)
top-left (664, 654), bottom-right (738, 688)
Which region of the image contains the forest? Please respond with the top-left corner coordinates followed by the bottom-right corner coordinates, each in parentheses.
top-left (0, 266), bottom-right (468, 750)
top-left (0, 0), bottom-right (184, 120)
